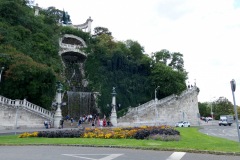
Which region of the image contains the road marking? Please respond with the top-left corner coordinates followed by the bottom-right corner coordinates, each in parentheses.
top-left (62, 154), bottom-right (123, 160)
top-left (166, 152), bottom-right (186, 160)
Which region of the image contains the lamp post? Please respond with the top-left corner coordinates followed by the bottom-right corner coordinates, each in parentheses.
top-left (155, 86), bottom-right (160, 101)
top-left (53, 81), bottom-right (64, 128)
top-left (210, 97), bottom-right (215, 125)
top-left (230, 79), bottom-right (240, 143)
top-left (110, 87), bottom-right (117, 126)
top-left (0, 67), bottom-right (4, 83)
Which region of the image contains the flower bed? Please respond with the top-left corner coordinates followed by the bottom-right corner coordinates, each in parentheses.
top-left (19, 125), bottom-right (180, 141)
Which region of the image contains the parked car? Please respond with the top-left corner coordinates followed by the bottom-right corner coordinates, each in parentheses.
top-left (205, 117), bottom-right (213, 121)
top-left (175, 121), bottom-right (190, 127)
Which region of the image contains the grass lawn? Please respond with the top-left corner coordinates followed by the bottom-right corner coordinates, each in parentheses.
top-left (0, 127), bottom-right (240, 154)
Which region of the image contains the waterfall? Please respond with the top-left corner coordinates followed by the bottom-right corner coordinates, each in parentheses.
top-left (67, 91), bottom-right (94, 119)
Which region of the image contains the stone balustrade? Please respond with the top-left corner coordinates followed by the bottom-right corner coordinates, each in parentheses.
top-left (60, 43), bottom-right (84, 49)
top-left (0, 95), bottom-right (54, 119)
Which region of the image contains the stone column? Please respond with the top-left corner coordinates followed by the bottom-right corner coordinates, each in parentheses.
top-left (54, 82), bottom-right (63, 128)
top-left (110, 87), bottom-right (117, 127)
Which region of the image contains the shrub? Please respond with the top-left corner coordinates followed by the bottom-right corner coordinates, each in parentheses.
top-left (148, 134), bottom-right (180, 141)
top-left (37, 129), bottom-right (84, 138)
top-left (19, 132), bottom-right (38, 138)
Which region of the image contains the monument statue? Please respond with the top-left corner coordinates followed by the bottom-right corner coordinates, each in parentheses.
top-left (62, 11), bottom-right (71, 24)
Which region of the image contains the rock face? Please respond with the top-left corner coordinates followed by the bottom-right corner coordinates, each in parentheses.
top-left (118, 86), bottom-right (200, 127)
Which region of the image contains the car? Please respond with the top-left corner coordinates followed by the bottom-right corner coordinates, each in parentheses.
top-left (175, 121), bottom-right (190, 127)
top-left (206, 117), bottom-right (213, 121)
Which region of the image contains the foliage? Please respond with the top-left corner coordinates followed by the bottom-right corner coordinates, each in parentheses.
top-left (133, 126), bottom-right (180, 140)
top-left (93, 26), bottom-right (112, 37)
top-left (148, 134), bottom-right (180, 141)
top-left (199, 97), bottom-right (235, 120)
top-left (150, 63), bottom-right (187, 97)
top-left (0, 52), bottom-right (56, 109)
top-left (19, 126), bottom-right (179, 141)
top-left (212, 97), bottom-right (234, 120)
top-left (37, 129), bottom-right (84, 138)
top-left (3, 127), bottom-right (240, 153)
top-left (19, 132), bottom-right (38, 138)
top-left (0, 0), bottom-right (188, 116)
top-left (198, 102), bottom-right (209, 117)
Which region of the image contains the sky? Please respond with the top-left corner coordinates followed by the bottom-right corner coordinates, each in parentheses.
top-left (34, 0), bottom-right (240, 103)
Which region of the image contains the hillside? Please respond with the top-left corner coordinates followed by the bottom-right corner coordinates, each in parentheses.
top-left (0, 0), bottom-right (188, 117)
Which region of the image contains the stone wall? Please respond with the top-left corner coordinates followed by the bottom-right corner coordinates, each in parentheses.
top-left (118, 86), bottom-right (200, 127)
top-left (0, 96), bottom-right (54, 130)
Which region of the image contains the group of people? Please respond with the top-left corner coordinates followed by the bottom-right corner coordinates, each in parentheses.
top-left (77, 114), bottom-right (112, 128)
top-left (44, 120), bottom-right (51, 129)
top-left (44, 113), bottom-right (112, 129)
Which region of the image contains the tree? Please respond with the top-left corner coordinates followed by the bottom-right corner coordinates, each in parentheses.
top-left (0, 52), bottom-right (56, 109)
top-left (211, 97), bottom-right (234, 120)
top-left (153, 49), bottom-right (171, 65)
top-left (152, 49), bottom-right (185, 72)
top-left (198, 102), bottom-right (209, 117)
top-left (169, 52), bottom-right (184, 71)
top-left (150, 63), bottom-right (187, 98)
top-left (93, 27), bottom-right (112, 37)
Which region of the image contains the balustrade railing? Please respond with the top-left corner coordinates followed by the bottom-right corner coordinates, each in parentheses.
top-left (0, 95), bottom-right (54, 119)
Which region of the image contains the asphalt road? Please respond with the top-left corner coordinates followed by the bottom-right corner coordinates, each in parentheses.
top-left (1, 122), bottom-right (240, 159)
top-left (199, 120), bottom-right (240, 142)
top-left (0, 146), bottom-right (240, 160)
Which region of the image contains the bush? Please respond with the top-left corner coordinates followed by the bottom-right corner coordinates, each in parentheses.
top-left (37, 129), bottom-right (84, 138)
top-left (148, 134), bottom-right (180, 141)
top-left (19, 126), bottom-right (180, 140)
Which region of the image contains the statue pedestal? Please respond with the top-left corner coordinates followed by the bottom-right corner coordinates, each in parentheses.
top-left (53, 90), bottom-right (62, 128)
top-left (54, 106), bottom-right (62, 128)
top-left (110, 109), bottom-right (117, 127)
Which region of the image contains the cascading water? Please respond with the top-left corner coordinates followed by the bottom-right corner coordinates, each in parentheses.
top-left (67, 91), bottom-right (94, 119)
top-left (60, 34), bottom-right (98, 119)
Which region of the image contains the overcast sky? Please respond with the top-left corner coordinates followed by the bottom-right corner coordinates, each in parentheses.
top-left (35, 0), bottom-right (240, 104)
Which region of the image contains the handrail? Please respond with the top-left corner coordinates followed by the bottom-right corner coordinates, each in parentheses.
top-left (0, 95), bottom-right (54, 119)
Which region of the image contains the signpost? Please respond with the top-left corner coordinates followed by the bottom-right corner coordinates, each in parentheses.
top-left (230, 79), bottom-right (240, 143)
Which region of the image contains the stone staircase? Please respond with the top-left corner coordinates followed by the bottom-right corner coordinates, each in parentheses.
top-left (63, 120), bottom-right (92, 129)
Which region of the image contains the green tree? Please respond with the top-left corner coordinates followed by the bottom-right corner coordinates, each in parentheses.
top-left (198, 102), bottom-right (210, 117)
top-left (150, 63), bottom-right (187, 98)
top-left (1, 52), bottom-right (56, 109)
top-left (212, 97), bottom-right (234, 120)
top-left (93, 26), bottom-right (112, 37)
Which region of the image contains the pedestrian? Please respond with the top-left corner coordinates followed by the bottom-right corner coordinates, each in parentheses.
top-left (70, 118), bottom-right (73, 126)
top-left (78, 118), bottom-right (82, 128)
top-left (91, 121), bottom-right (95, 128)
top-left (59, 119), bottom-right (64, 129)
top-left (44, 120), bottom-right (48, 129)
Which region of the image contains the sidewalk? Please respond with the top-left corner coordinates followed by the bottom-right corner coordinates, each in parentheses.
top-left (0, 122), bottom-right (91, 135)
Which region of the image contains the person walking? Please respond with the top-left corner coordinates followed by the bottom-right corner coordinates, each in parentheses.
top-left (70, 118), bottom-right (73, 126)
top-left (59, 119), bottom-right (64, 129)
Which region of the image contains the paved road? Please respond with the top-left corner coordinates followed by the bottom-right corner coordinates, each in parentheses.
top-left (1, 122), bottom-right (240, 159)
top-left (199, 120), bottom-right (240, 142)
top-left (0, 146), bottom-right (240, 160)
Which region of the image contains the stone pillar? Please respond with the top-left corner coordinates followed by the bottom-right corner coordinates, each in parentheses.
top-left (110, 87), bottom-right (117, 127)
top-left (87, 17), bottom-right (93, 33)
top-left (54, 82), bottom-right (63, 128)
top-left (34, 4), bottom-right (40, 16)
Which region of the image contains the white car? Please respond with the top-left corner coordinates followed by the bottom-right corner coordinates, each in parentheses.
top-left (175, 121), bottom-right (190, 127)
top-left (206, 117), bottom-right (213, 121)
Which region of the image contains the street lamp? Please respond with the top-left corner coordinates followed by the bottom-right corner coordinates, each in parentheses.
top-left (210, 97), bottom-right (215, 122)
top-left (155, 86), bottom-right (160, 101)
top-left (0, 67), bottom-right (4, 82)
